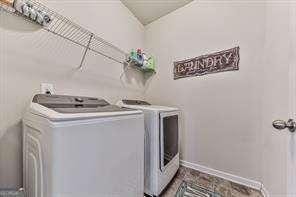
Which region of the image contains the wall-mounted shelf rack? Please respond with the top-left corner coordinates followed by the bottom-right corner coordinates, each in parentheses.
top-left (0, 0), bottom-right (128, 68)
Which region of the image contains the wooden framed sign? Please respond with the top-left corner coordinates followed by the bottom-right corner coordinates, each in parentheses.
top-left (174, 47), bottom-right (240, 80)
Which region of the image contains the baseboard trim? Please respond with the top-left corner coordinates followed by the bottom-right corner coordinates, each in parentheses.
top-left (180, 160), bottom-right (262, 191)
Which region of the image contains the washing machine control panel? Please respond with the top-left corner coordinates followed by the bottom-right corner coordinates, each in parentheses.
top-left (122, 100), bottom-right (151, 105)
top-left (33, 94), bottom-right (109, 107)
top-left (32, 94), bottom-right (134, 113)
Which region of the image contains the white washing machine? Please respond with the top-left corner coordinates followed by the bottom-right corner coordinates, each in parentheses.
top-left (117, 100), bottom-right (180, 197)
top-left (23, 94), bottom-right (145, 197)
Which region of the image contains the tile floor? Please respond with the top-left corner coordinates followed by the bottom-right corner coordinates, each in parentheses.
top-left (158, 166), bottom-right (263, 197)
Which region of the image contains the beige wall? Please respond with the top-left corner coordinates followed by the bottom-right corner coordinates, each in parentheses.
top-left (0, 0), bottom-right (145, 188)
top-left (144, 0), bottom-right (266, 182)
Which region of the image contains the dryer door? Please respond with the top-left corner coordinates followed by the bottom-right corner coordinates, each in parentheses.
top-left (159, 111), bottom-right (180, 171)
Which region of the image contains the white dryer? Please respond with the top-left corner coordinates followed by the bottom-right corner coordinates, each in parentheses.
top-left (23, 94), bottom-right (145, 197)
top-left (117, 100), bottom-right (180, 197)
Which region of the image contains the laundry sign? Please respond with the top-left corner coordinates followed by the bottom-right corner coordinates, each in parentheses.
top-left (174, 47), bottom-right (240, 80)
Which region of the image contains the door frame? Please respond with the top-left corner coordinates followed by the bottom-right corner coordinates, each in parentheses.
top-left (287, 2), bottom-right (296, 195)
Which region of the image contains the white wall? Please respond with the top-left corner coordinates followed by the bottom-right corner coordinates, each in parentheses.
top-left (144, 1), bottom-right (296, 195)
top-left (1, 0), bottom-right (293, 195)
top-left (144, 0), bottom-right (267, 182)
top-left (0, 0), bottom-right (145, 188)
top-left (260, 3), bottom-right (294, 196)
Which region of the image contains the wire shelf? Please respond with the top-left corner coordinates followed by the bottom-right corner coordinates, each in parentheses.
top-left (0, 0), bottom-right (128, 68)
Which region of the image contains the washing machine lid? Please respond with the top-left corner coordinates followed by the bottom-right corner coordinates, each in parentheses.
top-left (118, 100), bottom-right (179, 112)
top-left (29, 94), bottom-right (142, 121)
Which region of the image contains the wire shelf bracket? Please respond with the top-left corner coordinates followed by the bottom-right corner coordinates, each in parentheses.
top-left (79, 33), bottom-right (93, 69)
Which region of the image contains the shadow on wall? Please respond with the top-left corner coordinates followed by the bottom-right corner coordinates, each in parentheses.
top-left (0, 8), bottom-right (27, 190)
top-left (0, 8), bottom-right (41, 32)
top-left (121, 65), bottom-right (155, 91)
top-left (0, 122), bottom-right (23, 189)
